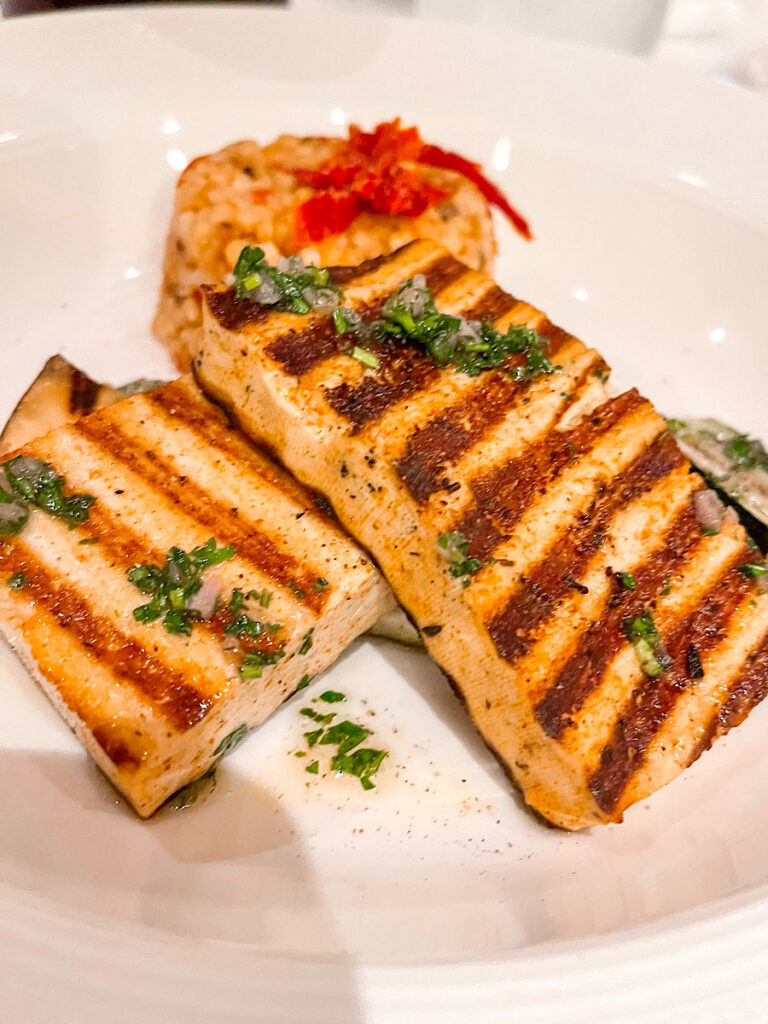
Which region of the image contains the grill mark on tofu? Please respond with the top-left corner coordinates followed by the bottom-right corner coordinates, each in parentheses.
top-left (73, 416), bottom-right (327, 612)
top-left (265, 254), bottom-right (465, 377)
top-left (455, 389), bottom-right (648, 562)
top-left (394, 331), bottom-right (579, 502)
top-left (0, 542), bottom-right (211, 731)
top-left (488, 433), bottom-right (687, 663)
top-left (588, 553), bottom-right (755, 812)
top-left (91, 723), bottom-right (144, 770)
top-left (324, 351), bottom-right (439, 432)
top-left (535, 501), bottom-right (703, 739)
top-left (692, 629), bottom-right (768, 757)
top-left (459, 286), bottom-right (518, 323)
top-left (145, 380), bottom-right (315, 510)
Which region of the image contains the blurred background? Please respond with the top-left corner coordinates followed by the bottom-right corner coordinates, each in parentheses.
top-left (1, 0), bottom-right (767, 90)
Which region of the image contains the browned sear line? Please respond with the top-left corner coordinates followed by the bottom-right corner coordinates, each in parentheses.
top-left (588, 553), bottom-right (754, 813)
top-left (489, 432), bottom-right (686, 663)
top-left (0, 542), bottom-right (212, 731)
top-left (266, 253), bottom-right (466, 378)
top-left (74, 415), bottom-right (327, 612)
top-left (455, 389), bottom-right (648, 562)
top-left (534, 501), bottom-right (702, 739)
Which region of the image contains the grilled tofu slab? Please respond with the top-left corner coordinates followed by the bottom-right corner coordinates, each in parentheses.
top-left (0, 376), bottom-right (392, 816)
top-left (196, 239), bottom-right (768, 829)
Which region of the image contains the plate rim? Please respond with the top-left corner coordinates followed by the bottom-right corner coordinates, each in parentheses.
top-left (3, 5), bottom-right (768, 1018)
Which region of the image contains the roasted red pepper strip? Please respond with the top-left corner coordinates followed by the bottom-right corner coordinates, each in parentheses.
top-left (293, 119), bottom-right (532, 244)
top-left (419, 143), bottom-right (533, 241)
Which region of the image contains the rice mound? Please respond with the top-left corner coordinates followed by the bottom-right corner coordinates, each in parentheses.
top-left (153, 135), bottom-right (497, 370)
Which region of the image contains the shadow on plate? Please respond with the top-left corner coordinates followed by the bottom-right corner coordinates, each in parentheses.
top-left (0, 747), bottom-right (365, 1023)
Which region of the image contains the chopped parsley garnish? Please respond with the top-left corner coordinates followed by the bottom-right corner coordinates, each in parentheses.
top-left (78, 537), bottom-right (99, 545)
top-left (7, 571), bottom-right (28, 590)
top-left (622, 610), bottom-right (671, 678)
top-left (225, 609), bottom-right (282, 641)
top-left (128, 538), bottom-right (235, 635)
top-left (320, 720), bottom-right (370, 755)
top-left (296, 702), bottom-right (387, 790)
top-left (739, 563), bottom-right (768, 579)
top-left (1, 456), bottom-right (93, 532)
top-left (377, 275), bottom-right (556, 380)
top-left (305, 760), bottom-right (319, 774)
top-left (232, 246), bottom-right (341, 313)
top-left (437, 531), bottom-right (483, 585)
top-left (618, 571), bottom-right (636, 590)
top-left (299, 628), bottom-right (314, 655)
top-left (333, 307), bottom-right (356, 334)
top-left (240, 648), bottom-right (285, 680)
top-left (296, 673), bottom-right (312, 691)
top-left (230, 587), bottom-right (272, 612)
top-left (351, 346), bottom-right (380, 369)
top-left (213, 723), bottom-right (249, 758)
top-left (331, 747), bottom-right (387, 790)
top-left (300, 706), bottom-right (336, 725)
top-left (313, 577), bottom-right (329, 592)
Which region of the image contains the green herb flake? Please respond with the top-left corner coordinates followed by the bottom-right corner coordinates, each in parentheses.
top-left (331, 747), bottom-right (387, 789)
top-left (318, 690), bottom-right (345, 703)
top-left (376, 277), bottom-right (555, 380)
top-left (739, 563), bottom-right (768, 579)
top-left (313, 577), bottom-right (329, 592)
top-left (128, 538), bottom-right (236, 637)
top-left (78, 537), bottom-right (99, 545)
top-left (296, 673), bottom-right (312, 691)
top-left (660, 577), bottom-right (673, 597)
top-left (240, 648), bottom-right (286, 680)
top-left (619, 571), bottom-right (636, 590)
top-left (7, 571), bottom-right (28, 590)
top-left (320, 720), bottom-right (369, 755)
top-left (622, 610), bottom-right (671, 678)
top-left (232, 246), bottom-right (342, 314)
top-left (2, 456), bottom-right (94, 531)
top-left (305, 760), bottom-right (319, 774)
top-left (213, 723), bottom-right (249, 758)
top-left (350, 346), bottom-right (380, 370)
top-left (304, 728), bottom-right (324, 748)
top-left (299, 628), bottom-right (314, 656)
top-left (300, 707), bottom-right (336, 725)
top-left (437, 531), bottom-right (483, 582)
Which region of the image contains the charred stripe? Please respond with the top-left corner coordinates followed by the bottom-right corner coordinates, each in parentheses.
top-left (0, 542), bottom-right (212, 731)
top-left (395, 339), bottom-right (593, 503)
top-left (534, 501), bottom-right (702, 739)
top-left (489, 433), bottom-right (686, 663)
top-left (691, 627), bottom-right (768, 759)
top-left (73, 416), bottom-right (327, 612)
top-left (266, 254), bottom-right (466, 377)
top-left (588, 551), bottom-right (755, 813)
top-left (455, 389), bottom-right (648, 562)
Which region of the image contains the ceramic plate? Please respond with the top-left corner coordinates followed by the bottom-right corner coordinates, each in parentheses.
top-left (2, 7), bottom-right (768, 1021)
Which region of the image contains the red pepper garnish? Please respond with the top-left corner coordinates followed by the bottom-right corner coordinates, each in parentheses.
top-left (295, 192), bottom-right (361, 243)
top-left (293, 119), bottom-right (532, 244)
top-left (419, 144), bottom-right (533, 242)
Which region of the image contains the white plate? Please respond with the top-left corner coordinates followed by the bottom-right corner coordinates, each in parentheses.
top-left (2, 7), bottom-right (768, 1022)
